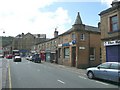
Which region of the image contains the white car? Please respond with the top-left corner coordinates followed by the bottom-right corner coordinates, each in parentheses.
top-left (14, 55), bottom-right (21, 62)
top-left (0, 54), bottom-right (4, 58)
top-left (26, 55), bottom-right (32, 61)
top-left (86, 62), bottom-right (120, 83)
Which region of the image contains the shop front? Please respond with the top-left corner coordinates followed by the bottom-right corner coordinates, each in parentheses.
top-left (104, 40), bottom-right (120, 62)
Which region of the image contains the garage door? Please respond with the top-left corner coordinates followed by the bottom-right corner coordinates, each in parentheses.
top-left (106, 45), bottom-right (120, 62)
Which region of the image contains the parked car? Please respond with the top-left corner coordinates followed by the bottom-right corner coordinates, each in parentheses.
top-left (13, 55), bottom-right (21, 62)
top-left (0, 54), bottom-right (4, 58)
top-left (31, 54), bottom-right (41, 63)
top-left (6, 54), bottom-right (13, 59)
top-left (86, 62), bottom-right (120, 83)
top-left (26, 55), bottom-right (30, 60)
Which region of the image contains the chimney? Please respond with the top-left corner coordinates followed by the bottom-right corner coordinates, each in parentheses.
top-left (111, 0), bottom-right (120, 7)
top-left (54, 28), bottom-right (58, 38)
top-left (22, 33), bottom-right (24, 37)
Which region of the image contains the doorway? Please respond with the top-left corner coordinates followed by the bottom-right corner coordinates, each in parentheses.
top-left (72, 47), bottom-right (76, 67)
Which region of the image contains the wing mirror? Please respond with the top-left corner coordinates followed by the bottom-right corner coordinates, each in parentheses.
top-left (97, 66), bottom-right (100, 69)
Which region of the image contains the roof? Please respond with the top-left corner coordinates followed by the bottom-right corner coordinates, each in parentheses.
top-left (85, 25), bottom-right (100, 32)
top-left (99, 1), bottom-right (120, 16)
top-left (74, 12), bottom-right (82, 25)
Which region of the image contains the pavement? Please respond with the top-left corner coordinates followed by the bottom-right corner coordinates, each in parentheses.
top-left (0, 58), bottom-right (8, 90)
top-left (0, 59), bottom-right (2, 90)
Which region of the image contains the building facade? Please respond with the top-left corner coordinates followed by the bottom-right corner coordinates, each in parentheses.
top-left (33, 12), bottom-right (101, 69)
top-left (12, 33), bottom-right (46, 56)
top-left (99, 0), bottom-right (120, 62)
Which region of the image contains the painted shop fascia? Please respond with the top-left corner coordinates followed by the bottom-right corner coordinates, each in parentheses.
top-left (104, 40), bottom-right (120, 46)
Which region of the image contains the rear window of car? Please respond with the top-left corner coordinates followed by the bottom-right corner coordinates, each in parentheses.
top-left (109, 63), bottom-right (120, 70)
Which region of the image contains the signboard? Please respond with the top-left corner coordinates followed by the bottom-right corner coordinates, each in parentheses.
top-left (104, 40), bottom-right (120, 46)
top-left (58, 44), bottom-right (62, 47)
top-left (79, 47), bottom-right (85, 50)
top-left (62, 43), bottom-right (70, 46)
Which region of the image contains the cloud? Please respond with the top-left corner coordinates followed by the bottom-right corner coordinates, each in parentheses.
top-left (0, 0), bottom-right (71, 38)
top-left (101, 0), bottom-right (120, 7)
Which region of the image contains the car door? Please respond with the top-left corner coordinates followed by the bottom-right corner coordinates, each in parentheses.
top-left (94, 63), bottom-right (111, 80)
top-left (107, 63), bottom-right (120, 82)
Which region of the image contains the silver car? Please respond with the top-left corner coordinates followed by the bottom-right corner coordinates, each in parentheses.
top-left (86, 62), bottom-right (120, 83)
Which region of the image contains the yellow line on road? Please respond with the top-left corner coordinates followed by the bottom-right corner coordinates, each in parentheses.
top-left (8, 62), bottom-right (12, 89)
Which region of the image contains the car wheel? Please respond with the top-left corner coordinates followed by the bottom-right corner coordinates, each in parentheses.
top-left (87, 71), bottom-right (94, 79)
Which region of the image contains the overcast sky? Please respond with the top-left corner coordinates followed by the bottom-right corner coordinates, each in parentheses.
top-left (0, 0), bottom-right (118, 38)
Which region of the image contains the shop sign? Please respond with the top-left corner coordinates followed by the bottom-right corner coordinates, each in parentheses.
top-left (58, 44), bottom-right (62, 47)
top-left (62, 43), bottom-right (70, 46)
top-left (72, 40), bottom-right (76, 44)
top-left (45, 49), bottom-right (51, 52)
top-left (104, 40), bottom-right (120, 46)
top-left (69, 40), bottom-right (76, 45)
top-left (79, 47), bottom-right (85, 50)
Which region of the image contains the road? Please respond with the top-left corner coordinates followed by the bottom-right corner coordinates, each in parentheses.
top-left (2, 58), bottom-right (119, 89)
top-left (0, 59), bottom-right (2, 89)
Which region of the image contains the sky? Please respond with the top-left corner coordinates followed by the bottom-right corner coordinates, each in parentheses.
top-left (0, 0), bottom-right (119, 38)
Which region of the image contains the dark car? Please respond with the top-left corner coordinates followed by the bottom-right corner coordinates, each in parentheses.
top-left (32, 54), bottom-right (41, 63)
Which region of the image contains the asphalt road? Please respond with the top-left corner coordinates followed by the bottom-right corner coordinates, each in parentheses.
top-left (3, 58), bottom-right (120, 89)
top-left (0, 59), bottom-right (2, 89)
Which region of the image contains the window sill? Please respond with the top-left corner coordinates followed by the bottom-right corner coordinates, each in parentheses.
top-left (108, 30), bottom-right (120, 34)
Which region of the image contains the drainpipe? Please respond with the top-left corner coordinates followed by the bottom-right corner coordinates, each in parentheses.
top-left (88, 32), bottom-right (90, 67)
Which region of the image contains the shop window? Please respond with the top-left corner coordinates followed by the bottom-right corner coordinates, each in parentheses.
top-left (110, 15), bottom-right (119, 32)
top-left (90, 47), bottom-right (95, 60)
top-left (64, 47), bottom-right (70, 59)
top-left (80, 34), bottom-right (85, 40)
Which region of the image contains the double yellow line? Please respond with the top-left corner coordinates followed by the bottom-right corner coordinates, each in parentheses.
top-left (8, 62), bottom-right (12, 89)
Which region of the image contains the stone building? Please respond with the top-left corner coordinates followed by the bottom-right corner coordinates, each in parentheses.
top-left (99, 0), bottom-right (120, 62)
top-left (12, 32), bottom-right (46, 56)
top-left (34, 12), bottom-right (101, 69)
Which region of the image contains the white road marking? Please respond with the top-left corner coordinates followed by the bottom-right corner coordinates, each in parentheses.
top-left (37, 69), bottom-right (40, 72)
top-left (78, 76), bottom-right (87, 79)
top-left (57, 80), bottom-right (65, 84)
top-left (95, 81), bottom-right (109, 85)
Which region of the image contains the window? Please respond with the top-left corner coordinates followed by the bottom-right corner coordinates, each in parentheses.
top-left (110, 15), bottom-right (118, 32)
top-left (72, 33), bottom-right (76, 40)
top-left (98, 63), bottom-right (110, 69)
top-left (64, 47), bottom-right (70, 59)
top-left (110, 63), bottom-right (120, 70)
top-left (90, 47), bottom-right (95, 60)
top-left (80, 34), bottom-right (85, 40)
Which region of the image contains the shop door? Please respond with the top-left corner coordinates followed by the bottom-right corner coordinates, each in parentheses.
top-left (72, 47), bottom-right (76, 67)
top-left (106, 45), bottom-right (120, 62)
top-left (46, 53), bottom-right (51, 62)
